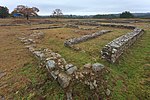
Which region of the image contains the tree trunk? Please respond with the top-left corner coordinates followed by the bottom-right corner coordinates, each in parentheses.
top-left (56, 16), bottom-right (59, 21)
top-left (26, 15), bottom-right (29, 20)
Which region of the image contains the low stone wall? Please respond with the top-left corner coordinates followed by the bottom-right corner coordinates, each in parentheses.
top-left (19, 31), bottom-right (110, 99)
top-left (0, 24), bottom-right (21, 26)
top-left (63, 24), bottom-right (79, 29)
top-left (64, 23), bottom-right (99, 30)
top-left (90, 20), bottom-right (138, 24)
top-left (76, 22), bottom-right (99, 26)
top-left (30, 26), bottom-right (62, 30)
top-left (76, 22), bottom-right (136, 29)
top-left (64, 30), bottom-right (111, 50)
top-left (79, 26), bottom-right (99, 30)
top-left (101, 28), bottom-right (144, 63)
top-left (68, 19), bottom-right (139, 24)
top-left (99, 23), bottom-right (136, 29)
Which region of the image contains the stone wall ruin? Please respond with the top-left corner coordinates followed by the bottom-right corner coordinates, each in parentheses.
top-left (18, 30), bottom-right (110, 99)
top-left (74, 21), bottom-right (144, 63)
top-left (63, 24), bottom-right (79, 29)
top-left (64, 30), bottom-right (111, 50)
top-left (30, 26), bottom-right (62, 30)
top-left (18, 20), bottom-right (145, 99)
top-left (76, 22), bottom-right (136, 29)
top-left (101, 28), bottom-right (144, 63)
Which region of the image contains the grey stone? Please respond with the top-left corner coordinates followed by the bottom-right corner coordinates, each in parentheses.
top-left (84, 81), bottom-right (89, 85)
top-left (58, 62), bottom-right (61, 66)
top-left (0, 95), bottom-right (5, 100)
top-left (57, 72), bottom-right (71, 88)
top-left (46, 60), bottom-right (56, 70)
top-left (33, 51), bottom-right (45, 60)
top-left (50, 52), bottom-right (56, 57)
top-left (50, 70), bottom-right (59, 80)
top-left (83, 63), bottom-right (92, 69)
top-left (93, 80), bottom-right (97, 88)
top-left (0, 71), bottom-right (6, 79)
top-left (106, 89), bottom-right (111, 96)
top-left (58, 59), bottom-right (62, 63)
top-left (59, 65), bottom-right (64, 70)
top-left (22, 38), bottom-right (35, 45)
top-left (89, 82), bottom-right (95, 89)
top-left (55, 53), bottom-right (62, 58)
top-left (28, 39), bottom-right (34, 43)
top-left (65, 64), bottom-right (74, 70)
top-left (66, 66), bottom-right (77, 75)
top-left (60, 58), bottom-right (67, 65)
top-left (27, 45), bottom-right (35, 52)
top-left (46, 57), bottom-right (55, 61)
top-left (92, 63), bottom-right (105, 72)
top-left (66, 92), bottom-right (73, 100)
top-left (30, 31), bottom-right (45, 39)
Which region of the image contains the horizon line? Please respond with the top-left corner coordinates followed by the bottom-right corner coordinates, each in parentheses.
top-left (38, 11), bottom-right (150, 16)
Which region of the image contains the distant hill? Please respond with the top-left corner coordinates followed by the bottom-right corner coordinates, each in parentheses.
top-left (92, 13), bottom-right (150, 19)
top-left (132, 13), bottom-right (150, 18)
top-left (37, 12), bottom-right (150, 19)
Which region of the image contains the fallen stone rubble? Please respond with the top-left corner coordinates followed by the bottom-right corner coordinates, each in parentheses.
top-left (19, 31), bottom-right (110, 99)
top-left (18, 31), bottom-right (44, 45)
top-left (64, 30), bottom-right (111, 50)
top-left (101, 28), bottom-right (144, 63)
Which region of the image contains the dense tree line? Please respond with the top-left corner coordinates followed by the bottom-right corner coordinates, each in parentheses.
top-left (93, 14), bottom-right (117, 19)
top-left (120, 11), bottom-right (134, 18)
top-left (0, 6), bottom-right (9, 18)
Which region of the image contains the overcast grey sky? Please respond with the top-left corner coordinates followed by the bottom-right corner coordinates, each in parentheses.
top-left (0, 0), bottom-right (150, 15)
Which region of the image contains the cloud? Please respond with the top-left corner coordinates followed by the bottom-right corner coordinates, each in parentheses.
top-left (0, 0), bottom-right (150, 15)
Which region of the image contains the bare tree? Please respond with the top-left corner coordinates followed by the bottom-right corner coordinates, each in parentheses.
top-left (13, 5), bottom-right (39, 20)
top-left (52, 9), bottom-right (63, 20)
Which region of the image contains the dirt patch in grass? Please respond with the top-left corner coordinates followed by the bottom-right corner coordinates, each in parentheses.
top-left (0, 24), bottom-right (37, 99)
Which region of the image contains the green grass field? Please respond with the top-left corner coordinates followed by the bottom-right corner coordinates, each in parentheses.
top-left (0, 18), bottom-right (149, 99)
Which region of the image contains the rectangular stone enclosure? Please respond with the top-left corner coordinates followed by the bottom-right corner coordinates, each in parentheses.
top-left (101, 28), bottom-right (144, 63)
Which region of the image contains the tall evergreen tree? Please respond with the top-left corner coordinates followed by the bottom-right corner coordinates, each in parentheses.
top-left (0, 6), bottom-right (9, 18)
top-left (120, 11), bottom-right (134, 18)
